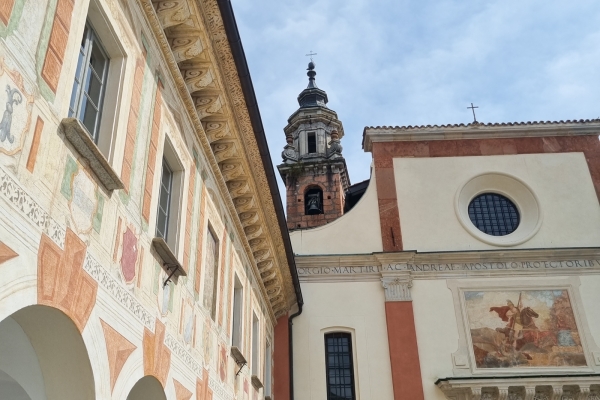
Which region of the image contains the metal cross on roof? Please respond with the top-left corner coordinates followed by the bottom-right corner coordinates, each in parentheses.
top-left (305, 50), bottom-right (317, 61)
top-left (467, 103), bottom-right (479, 123)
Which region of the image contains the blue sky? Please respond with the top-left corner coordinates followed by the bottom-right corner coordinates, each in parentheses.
top-left (232, 0), bottom-right (600, 196)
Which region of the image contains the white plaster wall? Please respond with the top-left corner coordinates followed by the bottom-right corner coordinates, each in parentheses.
top-left (411, 280), bottom-right (460, 400)
top-left (394, 153), bottom-right (600, 252)
top-left (290, 173), bottom-right (383, 255)
top-left (293, 281), bottom-right (393, 400)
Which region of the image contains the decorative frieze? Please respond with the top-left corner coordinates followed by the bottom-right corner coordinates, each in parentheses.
top-left (83, 252), bottom-right (155, 331)
top-left (0, 166), bottom-right (65, 248)
top-left (209, 376), bottom-right (234, 400)
top-left (436, 377), bottom-right (600, 400)
top-left (165, 333), bottom-right (203, 377)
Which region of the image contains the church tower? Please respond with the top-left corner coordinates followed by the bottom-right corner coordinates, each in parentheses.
top-left (277, 61), bottom-right (350, 230)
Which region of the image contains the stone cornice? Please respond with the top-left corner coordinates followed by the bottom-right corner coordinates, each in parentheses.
top-left (363, 121), bottom-right (600, 152)
top-left (138, 0), bottom-right (296, 322)
top-left (436, 375), bottom-right (600, 400)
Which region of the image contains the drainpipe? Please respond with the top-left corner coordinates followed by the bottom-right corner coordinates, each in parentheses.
top-left (288, 301), bottom-right (303, 400)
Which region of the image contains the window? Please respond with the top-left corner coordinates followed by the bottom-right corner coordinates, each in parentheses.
top-left (69, 22), bottom-right (109, 143)
top-left (203, 226), bottom-right (219, 320)
top-left (265, 341), bottom-right (272, 397)
top-left (155, 138), bottom-right (183, 250)
top-left (251, 313), bottom-right (259, 376)
top-left (305, 187), bottom-right (323, 215)
top-left (307, 131), bottom-right (317, 153)
top-left (468, 193), bottom-right (520, 236)
top-left (325, 332), bottom-right (356, 400)
top-left (156, 158), bottom-right (173, 241)
top-left (231, 276), bottom-right (243, 348)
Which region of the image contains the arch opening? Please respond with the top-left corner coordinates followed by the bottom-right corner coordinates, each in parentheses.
top-left (126, 376), bottom-right (166, 400)
top-left (0, 305), bottom-right (95, 400)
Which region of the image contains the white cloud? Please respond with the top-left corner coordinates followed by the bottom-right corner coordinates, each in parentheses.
top-left (232, 0), bottom-right (600, 194)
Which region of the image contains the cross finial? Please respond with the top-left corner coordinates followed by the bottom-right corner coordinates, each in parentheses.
top-left (467, 103), bottom-right (479, 123)
top-left (305, 50), bottom-right (317, 62)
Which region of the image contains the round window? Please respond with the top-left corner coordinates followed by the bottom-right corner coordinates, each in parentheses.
top-left (468, 193), bottom-right (520, 236)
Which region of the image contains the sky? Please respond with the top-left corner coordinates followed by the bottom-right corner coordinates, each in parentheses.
top-left (231, 0), bottom-right (600, 200)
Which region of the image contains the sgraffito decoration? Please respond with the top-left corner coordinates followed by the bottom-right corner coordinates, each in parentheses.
top-left (0, 58), bottom-right (35, 157)
top-left (464, 290), bottom-right (586, 368)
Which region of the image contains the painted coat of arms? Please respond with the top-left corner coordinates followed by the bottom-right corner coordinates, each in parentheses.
top-left (0, 60), bottom-right (34, 156)
top-left (464, 290), bottom-right (586, 368)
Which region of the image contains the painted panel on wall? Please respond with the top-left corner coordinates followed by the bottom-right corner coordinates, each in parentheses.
top-left (464, 290), bottom-right (586, 368)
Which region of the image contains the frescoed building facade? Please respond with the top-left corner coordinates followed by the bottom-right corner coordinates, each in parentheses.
top-left (280, 64), bottom-right (600, 399)
top-left (0, 1), bottom-right (301, 399)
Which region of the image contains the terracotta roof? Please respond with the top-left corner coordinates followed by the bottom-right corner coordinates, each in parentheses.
top-left (364, 119), bottom-right (600, 131)
top-left (362, 119), bottom-right (600, 151)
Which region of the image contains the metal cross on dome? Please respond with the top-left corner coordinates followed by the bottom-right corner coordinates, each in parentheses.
top-left (305, 50), bottom-right (317, 61)
top-left (467, 103), bottom-right (479, 123)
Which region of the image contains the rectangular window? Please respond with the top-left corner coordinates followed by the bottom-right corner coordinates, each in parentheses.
top-left (69, 22), bottom-right (109, 143)
top-left (265, 341), bottom-right (272, 397)
top-left (156, 158), bottom-right (173, 241)
top-left (325, 332), bottom-right (356, 400)
top-left (231, 276), bottom-right (243, 348)
top-left (203, 227), bottom-right (219, 320)
top-left (307, 131), bottom-right (316, 153)
top-left (251, 312), bottom-right (259, 375)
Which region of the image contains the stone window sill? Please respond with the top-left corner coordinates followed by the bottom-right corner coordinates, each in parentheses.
top-left (61, 118), bottom-right (124, 191)
top-left (251, 375), bottom-right (263, 390)
top-left (230, 346), bottom-right (247, 366)
top-left (151, 237), bottom-right (186, 277)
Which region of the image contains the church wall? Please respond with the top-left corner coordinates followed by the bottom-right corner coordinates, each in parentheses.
top-left (393, 152), bottom-right (600, 252)
top-left (411, 273), bottom-right (600, 399)
top-left (0, 0), bottom-right (283, 399)
top-left (292, 281), bottom-right (394, 400)
top-left (289, 168), bottom-right (383, 255)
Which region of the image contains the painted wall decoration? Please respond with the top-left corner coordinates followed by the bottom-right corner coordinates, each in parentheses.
top-left (464, 290), bottom-right (586, 368)
top-left (120, 227), bottom-right (138, 283)
top-left (0, 59), bottom-right (35, 157)
top-left (61, 155), bottom-right (105, 234)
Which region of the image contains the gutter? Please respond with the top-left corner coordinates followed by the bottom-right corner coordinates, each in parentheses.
top-left (215, 1), bottom-right (304, 397)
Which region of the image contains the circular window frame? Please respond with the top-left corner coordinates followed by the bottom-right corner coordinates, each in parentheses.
top-left (455, 172), bottom-right (542, 246)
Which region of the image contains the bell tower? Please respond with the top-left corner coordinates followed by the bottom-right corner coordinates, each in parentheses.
top-left (277, 61), bottom-right (350, 230)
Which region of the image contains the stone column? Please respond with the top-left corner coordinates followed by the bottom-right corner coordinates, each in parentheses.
top-left (381, 272), bottom-right (424, 400)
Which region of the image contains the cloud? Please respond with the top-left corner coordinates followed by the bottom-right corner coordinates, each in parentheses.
top-left (232, 0), bottom-right (600, 195)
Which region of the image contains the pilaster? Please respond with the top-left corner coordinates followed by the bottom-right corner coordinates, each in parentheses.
top-left (381, 271), bottom-right (424, 400)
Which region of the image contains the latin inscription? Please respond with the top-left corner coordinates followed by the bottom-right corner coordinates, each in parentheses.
top-left (297, 259), bottom-right (600, 276)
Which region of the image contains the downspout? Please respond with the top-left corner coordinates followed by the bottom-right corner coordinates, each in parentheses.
top-left (288, 301), bottom-right (303, 400)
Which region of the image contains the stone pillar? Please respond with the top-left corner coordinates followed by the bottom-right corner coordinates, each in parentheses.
top-left (381, 273), bottom-right (424, 400)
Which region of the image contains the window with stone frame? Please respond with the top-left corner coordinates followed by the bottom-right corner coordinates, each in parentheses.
top-left (325, 332), bottom-right (356, 400)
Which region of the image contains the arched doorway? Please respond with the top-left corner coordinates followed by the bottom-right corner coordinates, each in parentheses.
top-left (0, 305), bottom-right (95, 399)
top-left (127, 376), bottom-right (166, 400)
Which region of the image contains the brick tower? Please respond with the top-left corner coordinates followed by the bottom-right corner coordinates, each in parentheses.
top-left (277, 61), bottom-right (350, 230)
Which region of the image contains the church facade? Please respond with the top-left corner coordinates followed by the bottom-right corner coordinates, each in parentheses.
top-left (280, 64), bottom-right (600, 399)
top-left (0, 1), bottom-right (300, 399)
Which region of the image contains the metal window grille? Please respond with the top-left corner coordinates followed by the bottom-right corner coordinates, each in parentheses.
top-left (68, 22), bottom-right (109, 143)
top-left (468, 193), bottom-right (520, 236)
top-left (325, 333), bottom-right (356, 400)
top-left (156, 158), bottom-right (173, 241)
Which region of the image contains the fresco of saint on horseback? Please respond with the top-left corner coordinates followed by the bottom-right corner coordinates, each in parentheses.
top-left (490, 292), bottom-right (540, 351)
